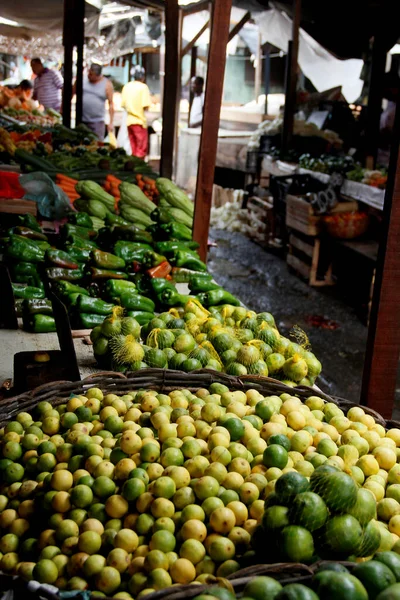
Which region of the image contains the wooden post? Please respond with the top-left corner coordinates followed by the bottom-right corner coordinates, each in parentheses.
top-left (254, 30), bottom-right (262, 104)
top-left (75, 0), bottom-right (85, 126)
top-left (159, 13), bottom-right (165, 107)
top-left (193, 0), bottom-right (232, 262)
top-left (281, 0), bottom-right (301, 154)
top-left (264, 43), bottom-right (271, 115)
top-left (361, 99), bottom-right (400, 418)
top-left (160, 0), bottom-right (180, 179)
top-left (365, 32), bottom-right (386, 169)
top-left (62, 0), bottom-right (74, 128)
top-left (189, 45), bottom-right (198, 120)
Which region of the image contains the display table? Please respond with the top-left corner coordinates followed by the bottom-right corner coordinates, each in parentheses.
top-left (176, 128), bottom-right (252, 194)
top-left (260, 154), bottom-right (386, 211)
top-left (0, 328), bottom-right (96, 384)
top-left (0, 283), bottom-right (191, 388)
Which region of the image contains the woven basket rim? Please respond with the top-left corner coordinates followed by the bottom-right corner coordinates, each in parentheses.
top-left (1, 368), bottom-right (394, 430)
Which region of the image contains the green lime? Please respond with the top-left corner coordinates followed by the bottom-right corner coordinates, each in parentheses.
top-left (352, 561), bottom-right (396, 599)
top-left (289, 492), bottom-right (328, 531)
top-left (263, 445), bottom-right (288, 469)
top-left (224, 419), bottom-right (245, 442)
top-left (92, 476), bottom-right (116, 499)
top-left (243, 576), bottom-right (283, 600)
top-left (322, 514), bottom-right (363, 556)
top-left (313, 571), bottom-right (368, 600)
top-left (275, 583), bottom-right (319, 600)
top-left (375, 551), bottom-right (400, 581)
top-left (269, 434), bottom-right (291, 451)
top-left (280, 525), bottom-right (315, 563)
top-left (122, 478), bottom-right (146, 502)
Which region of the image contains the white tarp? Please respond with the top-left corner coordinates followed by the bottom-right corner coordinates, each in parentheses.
top-left (255, 9), bottom-right (364, 103)
top-left (0, 0), bottom-right (99, 38)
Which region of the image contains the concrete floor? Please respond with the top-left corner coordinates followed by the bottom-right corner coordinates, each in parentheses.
top-left (208, 228), bottom-right (369, 404)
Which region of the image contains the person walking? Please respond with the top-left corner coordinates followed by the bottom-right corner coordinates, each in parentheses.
top-left (31, 58), bottom-right (63, 112)
top-left (121, 66), bottom-right (151, 157)
top-left (78, 64), bottom-right (114, 140)
top-left (189, 76), bottom-right (204, 128)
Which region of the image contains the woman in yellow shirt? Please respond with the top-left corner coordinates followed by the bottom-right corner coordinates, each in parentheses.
top-left (121, 66), bottom-right (151, 157)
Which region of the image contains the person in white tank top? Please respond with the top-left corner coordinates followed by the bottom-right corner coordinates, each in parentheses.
top-left (189, 76), bottom-right (204, 128)
top-left (73, 64), bottom-right (114, 140)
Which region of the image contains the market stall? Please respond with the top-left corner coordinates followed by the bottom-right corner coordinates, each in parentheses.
top-left (2, 1), bottom-right (400, 598)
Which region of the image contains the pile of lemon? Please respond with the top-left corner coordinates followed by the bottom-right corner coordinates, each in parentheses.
top-left (0, 382), bottom-right (400, 597)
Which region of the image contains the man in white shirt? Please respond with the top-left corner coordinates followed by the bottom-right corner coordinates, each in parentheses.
top-left (189, 76), bottom-right (204, 128)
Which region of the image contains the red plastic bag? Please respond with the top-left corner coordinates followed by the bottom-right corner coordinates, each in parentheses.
top-left (0, 171), bottom-right (25, 199)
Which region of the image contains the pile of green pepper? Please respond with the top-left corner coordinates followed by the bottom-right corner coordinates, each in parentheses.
top-left (2, 208), bottom-right (241, 334)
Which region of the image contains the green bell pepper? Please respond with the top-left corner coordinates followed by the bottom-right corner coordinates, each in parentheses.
top-left (61, 223), bottom-right (96, 240)
top-left (105, 213), bottom-right (130, 227)
top-left (189, 277), bottom-right (220, 293)
top-left (150, 277), bottom-right (176, 296)
top-left (112, 225), bottom-right (153, 244)
top-left (46, 249), bottom-right (79, 270)
top-left (65, 293), bottom-right (82, 306)
top-left (161, 222), bottom-right (192, 241)
top-left (120, 291), bottom-right (155, 313)
top-left (79, 313), bottom-right (105, 329)
top-left (142, 252), bottom-right (167, 269)
top-left (171, 268), bottom-right (212, 283)
top-left (65, 234), bottom-right (98, 250)
top-left (11, 262), bottom-right (42, 288)
top-left (154, 241), bottom-right (200, 256)
top-left (53, 281), bottom-right (89, 297)
top-left (6, 235), bottom-right (45, 263)
top-left (65, 245), bottom-right (91, 263)
top-left (69, 212), bottom-right (93, 229)
top-left (34, 241), bottom-right (51, 252)
top-left (173, 250), bottom-right (207, 272)
top-left (105, 279), bottom-right (136, 300)
top-left (77, 295), bottom-right (115, 316)
top-left (22, 298), bottom-right (53, 315)
top-left (91, 249), bottom-right (125, 270)
top-left (197, 289), bottom-right (241, 307)
top-left (127, 311), bottom-right (155, 325)
top-left (12, 283), bottom-right (45, 300)
top-left (19, 214), bottom-right (41, 233)
top-left (113, 241), bottom-right (153, 262)
top-left (9, 226), bottom-right (48, 242)
top-left (25, 314), bottom-right (56, 333)
top-left (159, 288), bottom-right (193, 307)
top-left (88, 267), bottom-right (128, 280)
top-left (46, 268), bottom-right (83, 282)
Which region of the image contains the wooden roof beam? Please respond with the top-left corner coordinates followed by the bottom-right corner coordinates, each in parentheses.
top-left (182, 20), bottom-right (210, 56)
top-left (227, 10), bottom-right (251, 42)
top-left (181, 0), bottom-right (211, 15)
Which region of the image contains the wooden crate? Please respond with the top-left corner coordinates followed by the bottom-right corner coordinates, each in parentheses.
top-left (0, 198), bottom-right (37, 216)
top-left (287, 231), bottom-right (334, 287)
top-left (286, 195), bottom-right (359, 237)
top-left (286, 194), bottom-right (321, 236)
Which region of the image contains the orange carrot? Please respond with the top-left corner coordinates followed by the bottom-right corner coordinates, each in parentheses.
top-left (56, 174), bottom-right (78, 185)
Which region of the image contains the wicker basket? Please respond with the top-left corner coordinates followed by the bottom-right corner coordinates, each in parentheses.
top-left (0, 369), bottom-right (394, 600)
top-left (324, 212), bottom-right (369, 239)
top-left (0, 368), bottom-right (389, 429)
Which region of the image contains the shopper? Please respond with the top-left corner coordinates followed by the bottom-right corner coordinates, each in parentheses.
top-left (77, 64), bottom-right (115, 140)
top-left (31, 58), bottom-right (63, 112)
top-left (121, 66), bottom-right (151, 157)
top-left (189, 76), bottom-right (204, 128)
